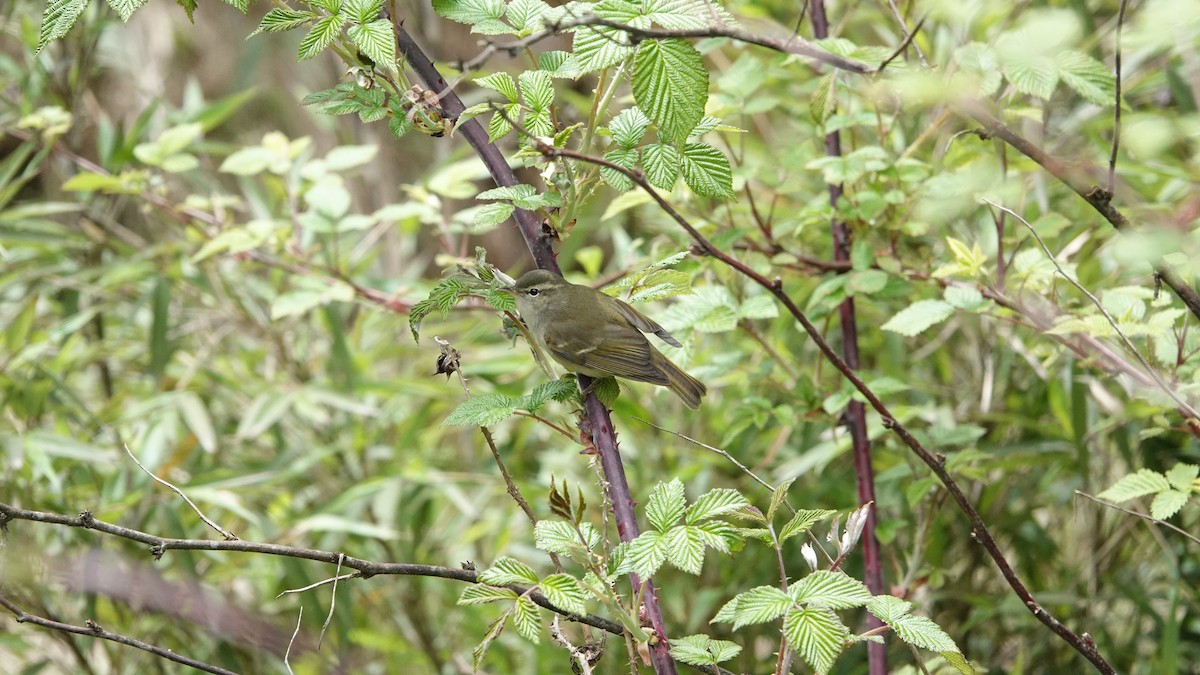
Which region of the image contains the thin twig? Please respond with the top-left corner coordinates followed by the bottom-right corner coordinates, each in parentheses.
top-left (284, 606), bottom-right (302, 675)
top-left (1074, 491), bottom-right (1200, 546)
top-left (983, 198), bottom-right (1200, 423)
top-left (123, 443), bottom-right (237, 540)
top-left (876, 15), bottom-right (927, 73)
top-left (1108, 0), bottom-right (1129, 194)
top-left (318, 554), bottom-right (345, 648)
top-left (0, 594), bottom-right (237, 675)
top-left (631, 417), bottom-right (779, 500)
top-left (278, 573), bottom-right (359, 597)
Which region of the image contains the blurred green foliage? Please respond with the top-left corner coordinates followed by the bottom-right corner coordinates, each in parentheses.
top-left (2, 0), bottom-right (1199, 673)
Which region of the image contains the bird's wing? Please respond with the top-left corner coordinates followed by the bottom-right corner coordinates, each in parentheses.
top-left (543, 322), bottom-right (670, 385)
top-left (611, 298), bottom-right (682, 348)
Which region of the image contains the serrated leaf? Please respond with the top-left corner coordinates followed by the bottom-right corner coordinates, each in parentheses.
top-left (511, 596), bottom-right (541, 642)
top-left (881, 299), bottom-right (954, 336)
top-left (664, 526), bottom-right (706, 574)
top-left (475, 72), bottom-right (519, 103)
top-left (459, 585), bottom-right (519, 605)
top-left (1097, 469), bottom-right (1170, 502)
top-left (780, 509), bottom-right (837, 541)
top-left (1150, 489), bottom-right (1189, 520)
top-left (519, 70), bottom-right (554, 111)
top-left (535, 520), bottom-right (600, 555)
top-left (1003, 55), bottom-right (1059, 99)
top-left (608, 107), bottom-right (651, 149)
top-left (681, 143), bottom-right (733, 198)
top-left (539, 50), bottom-right (581, 78)
top-left (343, 0), bottom-right (382, 24)
top-left (784, 606), bottom-right (848, 675)
top-left (668, 634), bottom-right (742, 666)
top-left (601, 148), bottom-right (638, 192)
top-left (646, 478), bottom-right (687, 531)
top-left (108, 0), bottom-right (150, 22)
top-left (433, 0), bottom-right (506, 26)
top-left (883, 612), bottom-right (958, 653)
top-left (250, 9), bottom-right (316, 37)
top-left (810, 72), bottom-right (837, 124)
top-left (790, 571), bottom-right (873, 609)
top-left (38, 0), bottom-right (90, 53)
top-left (538, 574), bottom-right (587, 615)
top-left (474, 201), bottom-right (515, 229)
top-left (348, 19), bottom-right (395, 68)
top-left (632, 38), bottom-right (708, 145)
top-left (1164, 463), bottom-right (1199, 492)
top-left (954, 42), bottom-right (1002, 96)
top-left (298, 15), bottom-right (344, 61)
top-left (684, 488), bottom-right (750, 524)
top-left (472, 611), bottom-right (509, 670)
top-left (627, 530), bottom-right (668, 578)
top-left (641, 143), bottom-right (681, 190)
top-left (478, 556), bottom-right (539, 586)
top-left (693, 519), bottom-right (740, 554)
top-left (715, 586), bottom-right (792, 629)
top-left (1057, 50), bottom-right (1115, 105)
top-left (571, 1), bottom-right (639, 71)
top-left (443, 394), bottom-right (519, 426)
top-left (488, 103), bottom-right (519, 141)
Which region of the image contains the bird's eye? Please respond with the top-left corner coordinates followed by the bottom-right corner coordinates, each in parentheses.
top-left (528, 288), bottom-right (540, 297)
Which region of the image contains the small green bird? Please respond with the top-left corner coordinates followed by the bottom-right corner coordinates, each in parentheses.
top-left (507, 269), bottom-right (706, 409)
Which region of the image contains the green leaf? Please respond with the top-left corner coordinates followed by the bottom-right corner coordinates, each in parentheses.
top-left (627, 530), bottom-right (668, 578)
top-left (1165, 463), bottom-right (1199, 492)
top-left (506, 0), bottom-right (547, 34)
top-left (571, 0), bottom-right (640, 72)
top-left (39, 0), bottom-right (90, 53)
top-left (1057, 50), bottom-right (1115, 105)
top-left (779, 509), bottom-right (837, 541)
top-left (1097, 469), bottom-right (1170, 502)
top-left (511, 596), bottom-right (541, 643)
top-left (664, 526), bottom-right (706, 574)
top-left (177, 392), bottom-right (217, 454)
top-left (433, 0), bottom-right (506, 27)
top-left (475, 73), bottom-right (519, 103)
top-left (954, 42), bottom-right (1002, 96)
top-left (684, 489), bottom-right (750, 524)
top-left (443, 394), bottom-right (519, 426)
top-left (539, 51), bottom-right (581, 79)
top-left (519, 70), bottom-right (554, 112)
top-left (459, 585), bottom-right (519, 604)
top-left (474, 202), bottom-right (515, 229)
top-left (601, 148), bottom-right (638, 192)
top-left (646, 478), bottom-right (687, 531)
top-left (867, 596), bottom-right (958, 653)
top-left (298, 16), bottom-right (345, 61)
top-left (790, 571), bottom-right (873, 610)
top-left (642, 0), bottom-right (728, 29)
top-left (343, 0), bottom-right (382, 24)
top-left (713, 586), bottom-right (793, 629)
top-left (478, 556), bottom-right (539, 585)
top-left (668, 634), bottom-right (742, 666)
top-left (535, 520), bottom-right (599, 555)
top-left (520, 379), bottom-right (577, 410)
top-left (472, 611), bottom-right (509, 670)
top-left (810, 72), bottom-right (837, 124)
top-left (680, 143), bottom-right (734, 198)
top-left (640, 143), bottom-right (681, 190)
top-left (1003, 55), bottom-right (1059, 99)
top-left (608, 107), bottom-right (651, 149)
top-left (783, 606), bottom-right (848, 675)
top-left (881, 299), bottom-right (954, 336)
top-left (632, 38), bottom-right (708, 145)
top-left (236, 392), bottom-right (295, 439)
top-left (1150, 490), bottom-right (1189, 520)
top-left (488, 103), bottom-right (520, 141)
top-left (538, 574), bottom-right (587, 615)
top-left (250, 8), bottom-right (316, 37)
top-left (108, 0), bottom-right (150, 21)
top-left (348, 19), bottom-right (396, 69)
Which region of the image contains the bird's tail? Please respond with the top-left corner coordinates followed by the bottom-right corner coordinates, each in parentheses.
top-left (653, 352), bottom-right (707, 409)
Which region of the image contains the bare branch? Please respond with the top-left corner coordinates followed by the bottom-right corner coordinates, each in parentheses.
top-left (0, 594), bottom-right (237, 675)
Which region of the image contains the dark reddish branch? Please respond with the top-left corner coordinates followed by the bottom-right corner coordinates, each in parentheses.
top-left (965, 105), bottom-right (1200, 323)
top-left (809, 1), bottom-right (886, 672)
top-left (532, 142), bottom-right (1117, 675)
top-left (390, 18), bottom-right (677, 675)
